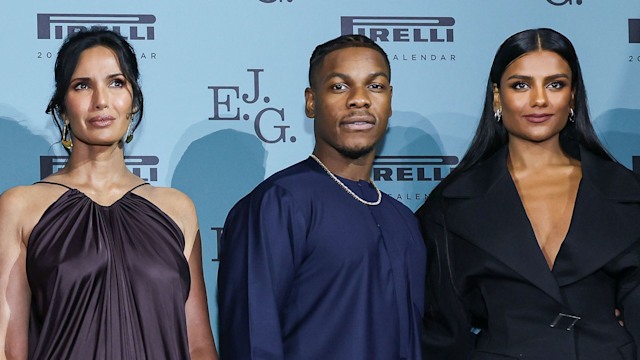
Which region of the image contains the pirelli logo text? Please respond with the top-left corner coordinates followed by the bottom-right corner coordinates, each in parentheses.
top-left (630, 19), bottom-right (640, 43)
top-left (341, 16), bottom-right (455, 43)
top-left (37, 14), bottom-right (156, 40)
top-left (40, 156), bottom-right (159, 181)
top-left (373, 155), bottom-right (458, 181)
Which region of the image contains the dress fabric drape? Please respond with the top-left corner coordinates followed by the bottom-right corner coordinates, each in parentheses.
top-left (26, 184), bottom-right (191, 360)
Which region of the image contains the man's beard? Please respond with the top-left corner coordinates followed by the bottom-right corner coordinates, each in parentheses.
top-left (335, 144), bottom-right (375, 160)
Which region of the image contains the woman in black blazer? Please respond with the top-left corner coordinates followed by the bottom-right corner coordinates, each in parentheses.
top-left (418, 28), bottom-right (640, 360)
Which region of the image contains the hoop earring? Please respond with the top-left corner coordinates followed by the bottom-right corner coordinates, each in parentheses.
top-left (61, 122), bottom-right (73, 150)
top-left (494, 109), bottom-right (502, 123)
top-left (569, 108), bottom-right (575, 123)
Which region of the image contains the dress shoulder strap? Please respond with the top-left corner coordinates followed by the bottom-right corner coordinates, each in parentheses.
top-left (129, 183), bottom-right (149, 192)
top-left (34, 181), bottom-right (73, 190)
top-left (35, 181), bottom-right (148, 193)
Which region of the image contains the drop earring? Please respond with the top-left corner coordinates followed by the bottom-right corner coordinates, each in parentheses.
top-left (61, 122), bottom-right (73, 150)
top-left (494, 109), bottom-right (502, 123)
top-left (568, 108), bottom-right (575, 123)
top-left (124, 115), bottom-right (134, 144)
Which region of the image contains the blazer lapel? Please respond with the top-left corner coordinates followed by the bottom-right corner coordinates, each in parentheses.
top-left (442, 147), bottom-right (565, 304)
top-left (553, 148), bottom-right (640, 286)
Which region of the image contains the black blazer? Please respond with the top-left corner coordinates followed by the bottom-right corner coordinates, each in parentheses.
top-left (417, 146), bottom-right (640, 360)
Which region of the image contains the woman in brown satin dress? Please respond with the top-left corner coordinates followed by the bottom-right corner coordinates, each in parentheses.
top-left (0, 29), bottom-right (218, 359)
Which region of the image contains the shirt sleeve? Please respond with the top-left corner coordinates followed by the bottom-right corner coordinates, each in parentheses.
top-left (218, 185), bottom-right (306, 360)
top-left (417, 198), bottom-right (476, 359)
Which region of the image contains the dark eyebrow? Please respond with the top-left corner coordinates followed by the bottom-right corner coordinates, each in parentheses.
top-left (322, 71), bottom-right (390, 83)
top-left (367, 71), bottom-right (390, 81)
top-left (506, 73), bottom-right (570, 81)
top-left (70, 73), bottom-right (125, 83)
top-left (70, 77), bottom-right (91, 83)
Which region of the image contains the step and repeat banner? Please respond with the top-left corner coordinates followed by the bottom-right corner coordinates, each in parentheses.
top-left (1, 0), bottom-right (638, 341)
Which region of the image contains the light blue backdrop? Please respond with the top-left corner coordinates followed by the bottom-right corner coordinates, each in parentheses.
top-left (1, 0), bottom-right (638, 342)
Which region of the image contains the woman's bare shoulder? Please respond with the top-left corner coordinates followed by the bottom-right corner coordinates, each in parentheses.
top-left (0, 183), bottom-right (70, 243)
top-left (136, 185), bottom-right (195, 211)
top-left (134, 185), bottom-right (198, 231)
top-left (1, 183), bottom-right (68, 210)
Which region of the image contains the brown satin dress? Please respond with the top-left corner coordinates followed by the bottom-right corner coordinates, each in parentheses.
top-left (26, 182), bottom-right (191, 359)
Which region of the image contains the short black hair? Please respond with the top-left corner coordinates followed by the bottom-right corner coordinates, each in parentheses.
top-left (308, 34), bottom-right (391, 88)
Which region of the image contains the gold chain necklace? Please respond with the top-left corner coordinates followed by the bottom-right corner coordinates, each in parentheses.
top-left (309, 154), bottom-right (382, 206)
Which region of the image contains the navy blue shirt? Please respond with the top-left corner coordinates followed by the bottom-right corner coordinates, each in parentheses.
top-left (218, 157), bottom-right (426, 360)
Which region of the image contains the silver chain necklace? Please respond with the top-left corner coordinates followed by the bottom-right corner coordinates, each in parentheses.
top-left (309, 154), bottom-right (382, 206)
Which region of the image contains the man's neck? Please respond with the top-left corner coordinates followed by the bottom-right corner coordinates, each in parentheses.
top-left (311, 150), bottom-right (375, 182)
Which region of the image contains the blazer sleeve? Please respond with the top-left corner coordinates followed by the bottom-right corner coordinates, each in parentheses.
top-left (218, 185), bottom-right (306, 360)
top-left (616, 241), bottom-right (640, 358)
top-left (417, 197), bottom-right (475, 359)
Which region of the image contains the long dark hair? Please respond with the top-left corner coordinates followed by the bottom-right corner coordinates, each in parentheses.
top-left (46, 29), bottom-right (144, 151)
top-left (445, 28), bottom-right (612, 186)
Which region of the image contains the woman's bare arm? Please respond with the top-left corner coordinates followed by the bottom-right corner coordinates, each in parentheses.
top-left (0, 188), bottom-right (32, 360)
top-left (144, 187), bottom-right (218, 359)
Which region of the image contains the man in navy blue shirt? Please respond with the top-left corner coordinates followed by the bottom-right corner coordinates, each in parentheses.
top-left (218, 35), bottom-right (426, 360)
